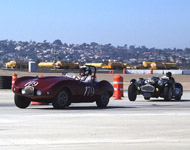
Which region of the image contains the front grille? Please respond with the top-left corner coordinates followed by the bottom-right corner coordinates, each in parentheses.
top-left (25, 86), bottom-right (34, 95)
top-left (141, 85), bottom-right (155, 92)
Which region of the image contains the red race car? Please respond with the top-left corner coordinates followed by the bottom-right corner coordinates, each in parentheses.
top-left (12, 66), bottom-right (114, 109)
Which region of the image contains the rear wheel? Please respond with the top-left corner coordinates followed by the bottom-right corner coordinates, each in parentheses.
top-left (52, 90), bottom-right (70, 109)
top-left (14, 94), bottom-right (31, 108)
top-left (128, 84), bottom-right (137, 101)
top-left (96, 91), bottom-right (110, 108)
top-left (164, 86), bottom-right (172, 101)
top-left (175, 87), bottom-right (182, 100)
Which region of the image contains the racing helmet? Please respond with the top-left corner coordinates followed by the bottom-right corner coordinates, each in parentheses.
top-left (80, 66), bottom-right (91, 76)
top-left (166, 72), bottom-right (172, 78)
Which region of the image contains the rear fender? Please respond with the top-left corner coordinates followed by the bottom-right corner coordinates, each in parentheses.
top-left (175, 82), bottom-right (183, 94)
top-left (97, 80), bottom-right (114, 97)
top-left (175, 82), bottom-right (182, 89)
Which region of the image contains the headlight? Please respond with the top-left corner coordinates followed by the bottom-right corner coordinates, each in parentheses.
top-left (21, 89), bottom-right (26, 94)
top-left (158, 80), bottom-right (163, 86)
top-left (36, 90), bottom-right (42, 96)
top-left (145, 79), bottom-right (149, 84)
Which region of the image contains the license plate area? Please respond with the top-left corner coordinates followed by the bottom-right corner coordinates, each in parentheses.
top-left (144, 93), bottom-right (151, 97)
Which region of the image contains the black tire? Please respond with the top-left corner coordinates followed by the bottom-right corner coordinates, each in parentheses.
top-left (0, 83), bottom-right (3, 89)
top-left (96, 91), bottom-right (110, 108)
top-left (175, 87), bottom-right (182, 101)
top-left (0, 76), bottom-right (5, 89)
top-left (128, 84), bottom-right (137, 101)
top-left (52, 90), bottom-right (70, 109)
top-left (175, 94), bottom-right (182, 101)
top-left (164, 86), bottom-right (172, 101)
top-left (0, 76), bottom-right (12, 89)
top-left (4, 76), bottom-right (12, 89)
top-left (14, 94), bottom-right (31, 108)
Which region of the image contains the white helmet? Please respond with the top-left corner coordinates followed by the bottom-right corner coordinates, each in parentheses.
top-left (80, 66), bottom-right (91, 76)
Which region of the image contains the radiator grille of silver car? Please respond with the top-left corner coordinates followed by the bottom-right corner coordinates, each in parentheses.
top-left (141, 85), bottom-right (155, 92)
top-left (25, 86), bottom-right (34, 95)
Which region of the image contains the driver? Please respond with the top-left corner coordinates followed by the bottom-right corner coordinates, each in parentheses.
top-left (79, 66), bottom-right (92, 83)
top-left (166, 72), bottom-right (175, 93)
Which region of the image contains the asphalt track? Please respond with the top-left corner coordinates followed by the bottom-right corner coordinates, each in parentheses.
top-left (0, 90), bottom-right (190, 150)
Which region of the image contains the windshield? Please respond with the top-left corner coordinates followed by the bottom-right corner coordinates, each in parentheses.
top-left (64, 73), bottom-right (77, 78)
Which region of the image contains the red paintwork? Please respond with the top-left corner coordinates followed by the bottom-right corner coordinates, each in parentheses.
top-left (12, 75), bottom-right (114, 103)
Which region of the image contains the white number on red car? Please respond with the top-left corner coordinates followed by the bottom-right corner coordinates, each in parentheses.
top-left (24, 81), bottom-right (39, 87)
top-left (84, 86), bottom-right (95, 97)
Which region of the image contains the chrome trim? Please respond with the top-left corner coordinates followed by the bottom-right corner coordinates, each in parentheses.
top-left (141, 85), bottom-right (155, 92)
top-left (24, 86), bottom-right (34, 95)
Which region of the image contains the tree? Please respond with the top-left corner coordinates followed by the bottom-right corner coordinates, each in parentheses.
top-left (53, 39), bottom-right (63, 46)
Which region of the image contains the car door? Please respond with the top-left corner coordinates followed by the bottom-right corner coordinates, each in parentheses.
top-left (73, 81), bottom-right (96, 102)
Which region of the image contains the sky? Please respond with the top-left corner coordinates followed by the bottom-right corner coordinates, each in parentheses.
top-left (0, 0), bottom-right (190, 49)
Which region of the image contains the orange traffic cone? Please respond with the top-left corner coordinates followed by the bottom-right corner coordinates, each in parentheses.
top-left (113, 75), bottom-right (124, 97)
top-left (32, 102), bottom-right (49, 105)
top-left (12, 73), bottom-right (17, 90)
top-left (150, 69), bottom-right (153, 74)
top-left (123, 68), bottom-right (126, 74)
top-left (115, 84), bottom-right (122, 100)
top-left (38, 74), bottom-right (43, 78)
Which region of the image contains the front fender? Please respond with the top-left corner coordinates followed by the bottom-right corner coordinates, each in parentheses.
top-left (130, 79), bottom-right (136, 84)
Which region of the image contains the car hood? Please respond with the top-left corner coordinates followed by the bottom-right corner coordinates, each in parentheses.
top-left (14, 76), bottom-right (74, 90)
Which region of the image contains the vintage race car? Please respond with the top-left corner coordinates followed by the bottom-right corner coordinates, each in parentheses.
top-left (12, 66), bottom-right (114, 109)
top-left (128, 76), bottom-right (183, 101)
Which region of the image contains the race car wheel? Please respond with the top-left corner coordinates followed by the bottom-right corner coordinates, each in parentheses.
top-left (175, 87), bottom-right (183, 101)
top-left (128, 83), bottom-right (137, 101)
top-left (14, 94), bottom-right (31, 108)
top-left (52, 90), bottom-right (70, 109)
top-left (175, 94), bottom-right (182, 101)
top-left (96, 91), bottom-right (110, 108)
top-left (164, 86), bottom-right (172, 101)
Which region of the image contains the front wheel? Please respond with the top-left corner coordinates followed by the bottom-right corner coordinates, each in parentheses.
top-left (14, 94), bottom-right (31, 108)
top-left (52, 90), bottom-right (70, 109)
top-left (164, 86), bottom-right (172, 101)
top-left (96, 91), bottom-right (110, 108)
top-left (128, 84), bottom-right (137, 101)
